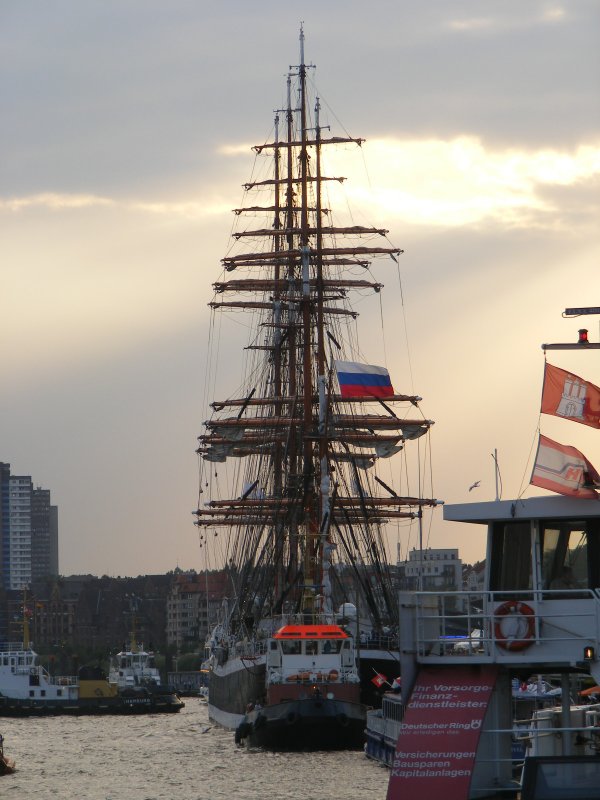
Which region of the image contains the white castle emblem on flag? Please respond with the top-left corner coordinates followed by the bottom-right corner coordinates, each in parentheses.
top-left (556, 376), bottom-right (586, 419)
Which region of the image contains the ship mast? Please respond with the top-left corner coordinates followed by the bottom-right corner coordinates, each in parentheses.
top-left (194, 29), bottom-right (441, 633)
top-left (298, 24), bottom-right (320, 620)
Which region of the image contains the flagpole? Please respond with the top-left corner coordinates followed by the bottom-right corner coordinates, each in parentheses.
top-left (493, 449), bottom-right (499, 501)
top-left (417, 507), bottom-right (423, 592)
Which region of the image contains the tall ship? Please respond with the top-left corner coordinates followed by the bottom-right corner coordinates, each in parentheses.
top-left (194, 28), bottom-right (440, 750)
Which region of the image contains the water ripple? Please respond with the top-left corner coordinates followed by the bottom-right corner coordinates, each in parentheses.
top-left (1, 703), bottom-right (390, 799)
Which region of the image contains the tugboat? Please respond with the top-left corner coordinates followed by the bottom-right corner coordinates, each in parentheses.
top-left (108, 639), bottom-right (184, 713)
top-left (387, 313), bottom-right (600, 799)
top-left (0, 615), bottom-right (183, 715)
top-left (234, 623), bottom-right (363, 749)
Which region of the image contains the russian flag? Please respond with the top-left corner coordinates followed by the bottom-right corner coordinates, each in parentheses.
top-left (335, 360), bottom-right (394, 399)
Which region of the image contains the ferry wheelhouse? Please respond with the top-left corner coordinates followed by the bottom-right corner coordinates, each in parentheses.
top-left (387, 495), bottom-right (600, 799)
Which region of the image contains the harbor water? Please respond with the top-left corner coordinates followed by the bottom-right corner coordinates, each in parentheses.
top-left (1, 701), bottom-right (390, 799)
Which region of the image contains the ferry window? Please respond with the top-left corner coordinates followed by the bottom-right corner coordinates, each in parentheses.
top-left (281, 640), bottom-right (301, 655)
top-left (305, 640), bottom-right (318, 655)
top-left (323, 640), bottom-right (341, 654)
top-left (489, 522), bottom-right (532, 593)
top-left (542, 523), bottom-right (589, 591)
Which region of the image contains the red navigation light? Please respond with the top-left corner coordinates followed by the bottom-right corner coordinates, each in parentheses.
top-left (578, 329), bottom-right (589, 345)
top-left (584, 645), bottom-right (595, 661)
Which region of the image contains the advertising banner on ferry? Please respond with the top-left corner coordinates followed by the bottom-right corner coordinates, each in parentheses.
top-left (387, 666), bottom-right (498, 800)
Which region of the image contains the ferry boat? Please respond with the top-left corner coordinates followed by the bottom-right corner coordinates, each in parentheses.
top-left (386, 317), bottom-right (600, 799)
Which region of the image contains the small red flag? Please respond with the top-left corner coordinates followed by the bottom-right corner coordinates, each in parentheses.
top-left (371, 672), bottom-right (388, 687)
top-left (531, 434), bottom-right (600, 499)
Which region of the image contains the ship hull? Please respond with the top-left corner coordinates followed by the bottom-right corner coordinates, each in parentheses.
top-left (208, 655), bottom-right (266, 729)
top-left (238, 697), bottom-right (366, 750)
top-left (0, 691), bottom-right (184, 716)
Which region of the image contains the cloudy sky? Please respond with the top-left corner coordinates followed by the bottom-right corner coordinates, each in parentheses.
top-left (2, 1), bottom-right (599, 576)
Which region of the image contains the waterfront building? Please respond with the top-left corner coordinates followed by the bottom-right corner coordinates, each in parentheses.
top-left (8, 473), bottom-right (33, 591)
top-left (0, 463), bottom-right (59, 592)
top-left (398, 547), bottom-right (462, 592)
top-left (32, 488), bottom-right (59, 582)
top-left (166, 570), bottom-right (229, 651)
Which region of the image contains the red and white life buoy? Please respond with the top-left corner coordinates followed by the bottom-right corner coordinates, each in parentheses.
top-left (494, 600), bottom-right (535, 651)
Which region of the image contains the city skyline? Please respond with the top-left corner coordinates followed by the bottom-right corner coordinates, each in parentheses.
top-left (2, 2), bottom-right (599, 576)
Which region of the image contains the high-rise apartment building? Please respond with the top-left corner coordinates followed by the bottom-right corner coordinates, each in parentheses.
top-left (0, 462), bottom-right (10, 589)
top-left (0, 462), bottom-right (59, 591)
top-left (8, 472), bottom-right (33, 590)
top-left (32, 488), bottom-right (59, 581)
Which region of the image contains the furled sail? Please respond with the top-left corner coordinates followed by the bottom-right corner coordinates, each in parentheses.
top-left (194, 32), bottom-right (441, 634)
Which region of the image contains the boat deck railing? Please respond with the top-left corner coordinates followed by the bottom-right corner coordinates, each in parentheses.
top-left (366, 708), bottom-right (403, 741)
top-left (8, 663), bottom-right (79, 685)
top-left (45, 674), bottom-right (79, 686)
top-left (359, 634), bottom-right (399, 652)
top-left (233, 637), bottom-right (268, 659)
top-left (468, 714), bottom-right (600, 796)
top-left (403, 589), bottom-right (600, 665)
top-left (0, 642), bottom-right (35, 655)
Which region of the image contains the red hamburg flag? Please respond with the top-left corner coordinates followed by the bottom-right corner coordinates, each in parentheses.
top-left (541, 362), bottom-right (600, 428)
top-left (371, 672), bottom-right (388, 687)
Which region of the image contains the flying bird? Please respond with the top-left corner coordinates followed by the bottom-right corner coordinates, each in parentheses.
top-left (468, 481), bottom-right (481, 492)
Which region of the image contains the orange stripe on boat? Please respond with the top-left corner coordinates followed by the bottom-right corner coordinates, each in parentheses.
top-left (273, 624), bottom-right (349, 639)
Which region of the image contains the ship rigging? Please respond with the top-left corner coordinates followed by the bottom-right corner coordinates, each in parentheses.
top-left (194, 28), bottom-right (441, 744)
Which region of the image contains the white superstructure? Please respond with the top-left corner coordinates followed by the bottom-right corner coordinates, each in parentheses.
top-left (0, 642), bottom-right (78, 702)
top-left (109, 643), bottom-right (161, 690)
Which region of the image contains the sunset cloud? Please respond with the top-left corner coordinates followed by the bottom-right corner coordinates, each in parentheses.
top-left (325, 137), bottom-right (600, 228)
top-left (1, 193), bottom-right (114, 212)
top-left (1, 193), bottom-right (232, 219)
